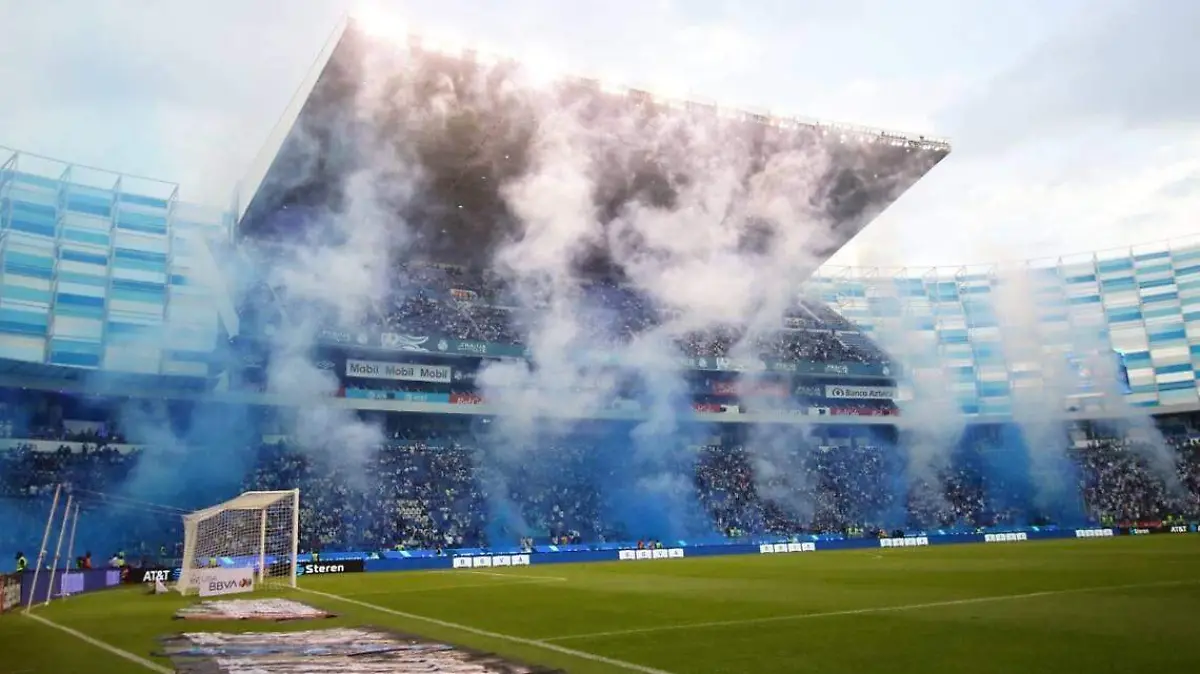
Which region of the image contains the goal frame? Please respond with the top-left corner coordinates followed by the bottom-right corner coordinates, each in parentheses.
top-left (178, 489), bottom-right (300, 595)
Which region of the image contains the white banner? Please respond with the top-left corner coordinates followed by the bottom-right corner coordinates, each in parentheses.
top-left (824, 385), bottom-right (897, 400)
top-left (879, 536), bottom-right (928, 548)
top-left (617, 548), bottom-right (685, 560)
top-left (759, 542), bottom-right (816, 554)
top-left (345, 359), bottom-right (452, 384)
top-left (984, 532), bottom-right (1028, 543)
top-left (175, 599), bottom-right (333, 621)
top-left (1, 574), bottom-right (20, 612)
top-left (452, 554), bottom-right (531, 569)
top-left (189, 567), bottom-right (255, 597)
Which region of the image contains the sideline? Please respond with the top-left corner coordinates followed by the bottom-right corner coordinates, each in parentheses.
top-left (296, 586), bottom-right (675, 674)
top-left (540, 578), bottom-right (1200, 642)
top-left (22, 611), bottom-right (172, 673)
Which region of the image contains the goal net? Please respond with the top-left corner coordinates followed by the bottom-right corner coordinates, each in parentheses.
top-left (178, 489), bottom-right (299, 595)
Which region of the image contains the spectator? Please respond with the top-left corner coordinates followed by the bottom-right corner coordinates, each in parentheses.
top-left (238, 263), bottom-right (891, 369)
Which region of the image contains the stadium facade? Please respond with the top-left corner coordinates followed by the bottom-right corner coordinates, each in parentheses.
top-left (0, 147), bottom-right (230, 383)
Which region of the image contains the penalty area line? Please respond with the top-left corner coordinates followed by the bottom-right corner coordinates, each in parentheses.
top-left (540, 578), bottom-right (1200, 642)
top-left (23, 611), bottom-right (172, 674)
top-left (296, 586), bottom-right (674, 674)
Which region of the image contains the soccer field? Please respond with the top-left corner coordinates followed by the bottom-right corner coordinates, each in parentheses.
top-left (4, 536), bottom-right (1199, 673)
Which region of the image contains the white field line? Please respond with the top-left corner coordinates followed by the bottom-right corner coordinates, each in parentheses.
top-left (23, 611), bottom-right (172, 673)
top-left (353, 577), bottom-right (565, 596)
top-left (453, 569), bottom-right (569, 581)
top-left (338, 568), bottom-right (568, 595)
top-left (395, 568), bottom-right (569, 582)
top-left (296, 586), bottom-right (674, 674)
top-left (540, 579), bottom-right (1200, 642)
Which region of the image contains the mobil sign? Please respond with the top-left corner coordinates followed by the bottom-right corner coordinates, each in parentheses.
top-left (345, 359), bottom-right (452, 384)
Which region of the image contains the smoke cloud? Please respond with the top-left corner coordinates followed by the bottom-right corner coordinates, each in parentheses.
top-left (458, 47), bottom-right (855, 541)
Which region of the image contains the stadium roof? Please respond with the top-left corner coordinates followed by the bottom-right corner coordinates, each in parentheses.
top-left (236, 18), bottom-right (950, 274)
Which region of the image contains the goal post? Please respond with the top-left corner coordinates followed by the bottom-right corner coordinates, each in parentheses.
top-left (178, 489), bottom-right (299, 595)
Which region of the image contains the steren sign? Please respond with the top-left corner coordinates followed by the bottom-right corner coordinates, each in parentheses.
top-left (298, 559), bottom-right (365, 575)
top-left (345, 359), bottom-right (452, 384)
top-left (303, 563), bottom-right (346, 575)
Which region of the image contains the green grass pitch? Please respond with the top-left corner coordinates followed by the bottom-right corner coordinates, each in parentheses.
top-left (3, 536), bottom-right (1199, 673)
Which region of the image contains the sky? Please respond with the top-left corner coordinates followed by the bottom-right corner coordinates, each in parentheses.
top-left (0, 0), bottom-right (1197, 269)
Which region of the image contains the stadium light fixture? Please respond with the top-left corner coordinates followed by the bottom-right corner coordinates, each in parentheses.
top-left (639, 79), bottom-right (690, 107)
top-left (422, 29), bottom-right (469, 58)
top-left (469, 44), bottom-right (504, 68)
top-left (596, 78), bottom-right (627, 97)
top-left (350, 3), bottom-right (410, 42)
top-left (520, 45), bottom-right (569, 89)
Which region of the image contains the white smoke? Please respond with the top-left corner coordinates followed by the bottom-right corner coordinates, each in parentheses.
top-left (990, 262), bottom-right (1183, 514)
top-left (226, 25), bottom-right (1188, 539)
top-left (858, 281), bottom-right (963, 522)
top-left (241, 47), bottom-right (435, 478)
top-left (743, 422), bottom-right (820, 526)
top-left (466, 58), bottom-right (855, 538)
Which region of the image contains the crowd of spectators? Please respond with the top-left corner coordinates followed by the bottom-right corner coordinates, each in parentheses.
top-left (4, 412), bottom-right (1198, 564)
top-left (1074, 432), bottom-right (1200, 523)
top-left (244, 263), bottom-right (888, 366)
top-left (0, 443), bottom-right (147, 567)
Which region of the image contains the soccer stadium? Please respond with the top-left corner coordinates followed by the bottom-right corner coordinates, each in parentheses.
top-left (1, 15), bottom-right (1199, 674)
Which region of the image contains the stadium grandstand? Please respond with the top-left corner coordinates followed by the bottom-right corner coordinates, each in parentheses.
top-left (0, 15), bottom-right (1198, 674)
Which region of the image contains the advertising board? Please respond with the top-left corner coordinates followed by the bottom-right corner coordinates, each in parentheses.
top-left (825, 385), bottom-right (897, 400)
top-left (126, 567), bottom-right (180, 584)
top-left (182, 567), bottom-right (255, 597)
top-left (451, 554), bottom-right (531, 569)
top-left (345, 359), bottom-right (452, 384)
top-left (616, 548), bottom-right (685, 560)
top-left (298, 559), bottom-right (365, 576)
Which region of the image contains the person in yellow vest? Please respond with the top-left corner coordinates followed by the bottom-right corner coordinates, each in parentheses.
top-left (15, 551), bottom-right (28, 572)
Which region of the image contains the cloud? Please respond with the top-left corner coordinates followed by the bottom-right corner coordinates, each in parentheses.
top-left (837, 129), bottom-right (1200, 269)
top-left (832, 0), bottom-right (1200, 268)
top-left (941, 0), bottom-right (1200, 148)
top-left (800, 75), bottom-right (969, 136)
top-left (0, 0), bottom-right (346, 204)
